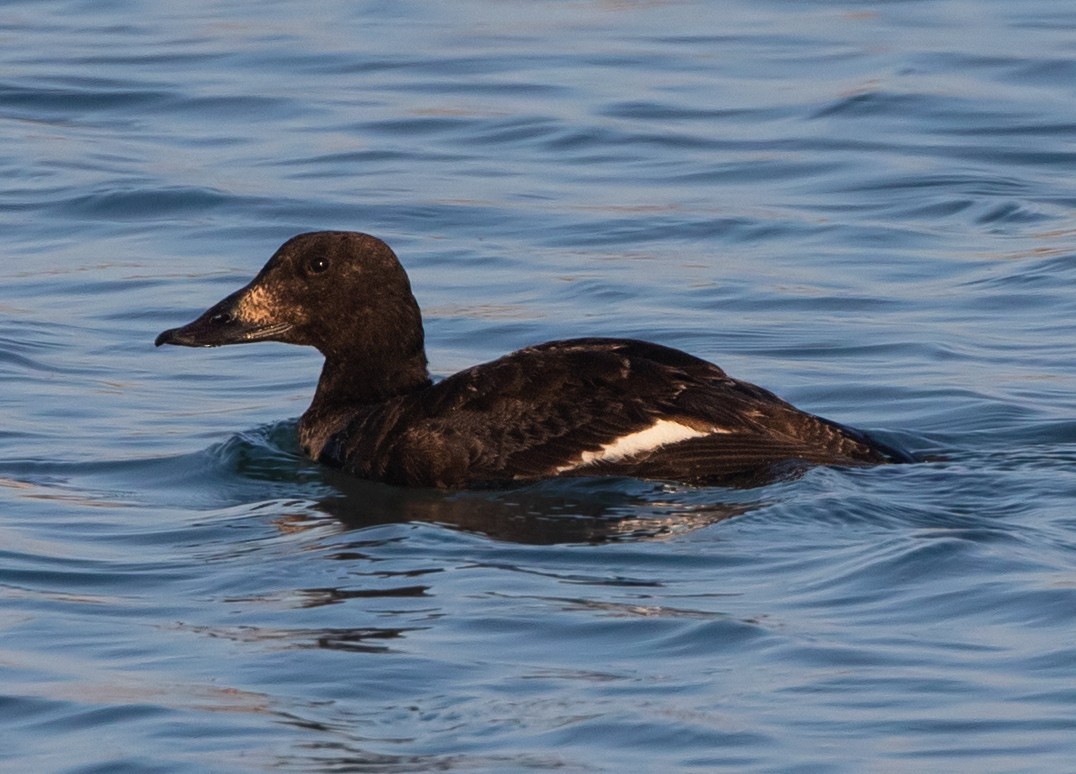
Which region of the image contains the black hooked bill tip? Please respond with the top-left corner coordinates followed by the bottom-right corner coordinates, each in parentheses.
top-left (154, 328), bottom-right (179, 347)
top-left (156, 294), bottom-right (250, 348)
top-left (154, 324), bottom-right (209, 347)
top-left (154, 314), bottom-right (228, 348)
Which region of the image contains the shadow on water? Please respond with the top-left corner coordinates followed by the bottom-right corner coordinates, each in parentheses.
top-left (315, 470), bottom-right (753, 545)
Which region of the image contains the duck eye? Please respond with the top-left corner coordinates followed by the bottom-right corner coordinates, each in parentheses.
top-left (308, 256), bottom-right (330, 274)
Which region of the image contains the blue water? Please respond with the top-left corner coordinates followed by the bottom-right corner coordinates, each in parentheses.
top-left (3, 1), bottom-right (1076, 771)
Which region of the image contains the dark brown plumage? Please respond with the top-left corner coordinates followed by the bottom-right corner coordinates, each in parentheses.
top-left (156, 231), bottom-right (911, 488)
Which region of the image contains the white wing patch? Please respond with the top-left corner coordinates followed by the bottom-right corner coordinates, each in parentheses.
top-left (555, 419), bottom-right (723, 473)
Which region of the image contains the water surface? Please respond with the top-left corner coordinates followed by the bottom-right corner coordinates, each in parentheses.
top-left (3, 1), bottom-right (1076, 771)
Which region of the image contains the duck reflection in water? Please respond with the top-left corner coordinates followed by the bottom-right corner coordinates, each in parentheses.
top-left (310, 471), bottom-right (753, 545)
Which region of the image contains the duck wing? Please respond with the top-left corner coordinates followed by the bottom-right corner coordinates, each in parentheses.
top-left (329, 338), bottom-right (896, 487)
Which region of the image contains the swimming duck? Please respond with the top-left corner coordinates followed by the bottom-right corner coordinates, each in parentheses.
top-left (156, 231), bottom-right (909, 488)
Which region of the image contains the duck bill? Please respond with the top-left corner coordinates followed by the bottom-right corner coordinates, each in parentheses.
top-left (155, 287), bottom-right (292, 348)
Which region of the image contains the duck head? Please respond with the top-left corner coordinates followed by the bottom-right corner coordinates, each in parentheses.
top-left (156, 231), bottom-right (431, 403)
top-left (155, 231), bottom-right (425, 359)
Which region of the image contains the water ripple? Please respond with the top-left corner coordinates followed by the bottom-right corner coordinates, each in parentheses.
top-left (3, 0), bottom-right (1076, 771)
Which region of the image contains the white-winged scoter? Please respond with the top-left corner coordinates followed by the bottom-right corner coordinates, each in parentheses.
top-left (156, 231), bottom-right (911, 488)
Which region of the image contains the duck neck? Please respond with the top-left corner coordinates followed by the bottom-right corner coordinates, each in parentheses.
top-left (309, 345), bottom-right (431, 413)
top-left (298, 282), bottom-right (432, 461)
top-left (299, 344), bottom-right (430, 460)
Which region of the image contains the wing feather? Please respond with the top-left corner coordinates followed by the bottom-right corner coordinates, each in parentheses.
top-left (328, 338), bottom-right (898, 487)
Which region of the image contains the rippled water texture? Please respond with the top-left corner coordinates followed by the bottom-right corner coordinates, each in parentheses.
top-left (3, 1), bottom-right (1076, 771)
